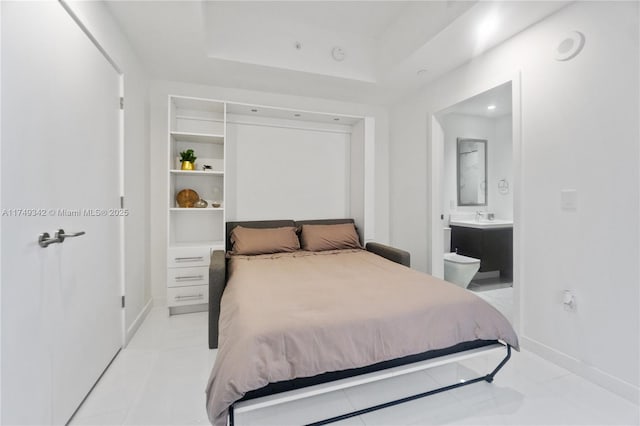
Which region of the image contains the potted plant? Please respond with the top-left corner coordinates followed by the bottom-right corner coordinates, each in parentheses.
top-left (179, 149), bottom-right (197, 170)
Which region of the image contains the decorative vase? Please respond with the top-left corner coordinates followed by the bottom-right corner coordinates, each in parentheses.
top-left (181, 161), bottom-right (194, 171)
top-left (176, 189), bottom-right (199, 208)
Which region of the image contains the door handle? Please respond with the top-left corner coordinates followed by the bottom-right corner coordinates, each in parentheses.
top-left (38, 229), bottom-right (86, 248)
top-left (55, 229), bottom-right (86, 243)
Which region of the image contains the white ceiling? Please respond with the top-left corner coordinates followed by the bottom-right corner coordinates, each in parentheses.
top-left (201, 1), bottom-right (474, 83)
top-left (105, 1), bottom-right (569, 105)
top-left (441, 81), bottom-right (512, 118)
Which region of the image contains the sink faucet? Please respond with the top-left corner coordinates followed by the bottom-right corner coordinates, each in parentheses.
top-left (475, 211), bottom-right (485, 221)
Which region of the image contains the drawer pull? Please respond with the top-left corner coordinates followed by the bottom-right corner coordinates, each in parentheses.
top-left (175, 294), bottom-right (204, 300)
top-left (175, 275), bottom-right (204, 281)
top-left (175, 256), bottom-right (204, 262)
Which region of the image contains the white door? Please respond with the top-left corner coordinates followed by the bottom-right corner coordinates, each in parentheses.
top-left (1, 2), bottom-right (123, 424)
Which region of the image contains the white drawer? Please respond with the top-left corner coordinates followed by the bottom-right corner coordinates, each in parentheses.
top-left (167, 266), bottom-right (208, 288)
top-left (167, 284), bottom-right (208, 307)
top-left (167, 247), bottom-right (210, 267)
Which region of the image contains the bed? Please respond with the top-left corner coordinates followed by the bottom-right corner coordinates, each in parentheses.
top-left (206, 219), bottom-right (518, 426)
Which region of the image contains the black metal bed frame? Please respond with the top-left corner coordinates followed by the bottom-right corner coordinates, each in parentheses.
top-left (227, 344), bottom-right (512, 426)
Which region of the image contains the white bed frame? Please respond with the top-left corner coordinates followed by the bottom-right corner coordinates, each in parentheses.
top-left (229, 341), bottom-right (512, 426)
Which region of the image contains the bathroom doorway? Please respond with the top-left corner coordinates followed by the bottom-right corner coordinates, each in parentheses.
top-left (430, 76), bottom-right (522, 332)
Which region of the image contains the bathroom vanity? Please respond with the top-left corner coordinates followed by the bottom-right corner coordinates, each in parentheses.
top-left (449, 220), bottom-right (513, 279)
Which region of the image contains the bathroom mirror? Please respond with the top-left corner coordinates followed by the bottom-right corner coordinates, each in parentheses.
top-left (457, 138), bottom-right (487, 206)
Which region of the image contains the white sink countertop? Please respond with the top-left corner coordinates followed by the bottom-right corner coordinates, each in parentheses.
top-left (449, 219), bottom-right (513, 229)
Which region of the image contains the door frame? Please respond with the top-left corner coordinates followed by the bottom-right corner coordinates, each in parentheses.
top-left (0, 2), bottom-right (3, 420)
top-left (429, 72), bottom-right (523, 334)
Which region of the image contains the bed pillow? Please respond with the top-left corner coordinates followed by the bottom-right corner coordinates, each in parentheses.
top-left (299, 223), bottom-right (362, 251)
top-left (230, 226), bottom-right (300, 255)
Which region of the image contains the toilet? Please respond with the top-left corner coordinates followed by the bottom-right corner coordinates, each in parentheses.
top-left (443, 227), bottom-right (481, 288)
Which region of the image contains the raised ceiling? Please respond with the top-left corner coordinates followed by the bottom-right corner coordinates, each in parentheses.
top-left (441, 81), bottom-right (513, 118)
top-left (201, 1), bottom-right (474, 83)
top-left (106, 1), bottom-right (569, 104)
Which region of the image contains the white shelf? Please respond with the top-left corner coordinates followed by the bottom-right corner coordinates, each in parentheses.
top-left (171, 96), bottom-right (224, 113)
top-left (170, 131), bottom-right (224, 144)
top-left (175, 115), bottom-right (224, 124)
top-left (170, 207), bottom-right (224, 212)
top-left (170, 169), bottom-right (224, 176)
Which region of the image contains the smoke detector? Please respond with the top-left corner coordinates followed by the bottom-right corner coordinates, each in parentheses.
top-left (555, 31), bottom-right (585, 61)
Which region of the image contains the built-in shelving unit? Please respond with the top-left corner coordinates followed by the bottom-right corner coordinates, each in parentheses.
top-left (167, 96), bottom-right (226, 313)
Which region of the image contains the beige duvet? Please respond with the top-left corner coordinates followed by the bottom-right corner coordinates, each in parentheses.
top-left (205, 249), bottom-right (519, 426)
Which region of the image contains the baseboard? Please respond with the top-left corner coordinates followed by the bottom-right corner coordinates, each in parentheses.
top-left (522, 336), bottom-right (639, 405)
top-left (125, 298), bottom-right (153, 346)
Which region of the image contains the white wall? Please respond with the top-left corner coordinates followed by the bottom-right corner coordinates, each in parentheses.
top-left (390, 1), bottom-right (639, 402)
top-left (491, 115), bottom-right (513, 220)
top-left (442, 113), bottom-right (513, 221)
top-left (65, 2), bottom-right (151, 341)
top-left (150, 79), bottom-right (390, 304)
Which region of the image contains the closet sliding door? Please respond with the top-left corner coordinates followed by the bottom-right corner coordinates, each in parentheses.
top-left (227, 117), bottom-right (351, 221)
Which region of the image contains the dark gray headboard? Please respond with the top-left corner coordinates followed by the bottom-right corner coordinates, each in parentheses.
top-left (225, 218), bottom-right (357, 251)
top-left (294, 218), bottom-right (354, 227)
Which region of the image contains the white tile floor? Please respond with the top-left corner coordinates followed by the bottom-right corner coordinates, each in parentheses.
top-left (72, 298), bottom-right (639, 426)
top-left (473, 287), bottom-right (514, 323)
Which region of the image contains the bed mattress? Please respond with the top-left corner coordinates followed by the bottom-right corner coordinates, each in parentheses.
top-left (205, 249), bottom-right (518, 426)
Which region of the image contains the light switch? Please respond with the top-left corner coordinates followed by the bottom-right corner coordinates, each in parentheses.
top-left (561, 189), bottom-right (577, 211)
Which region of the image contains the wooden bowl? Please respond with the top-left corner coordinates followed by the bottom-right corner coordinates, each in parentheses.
top-left (176, 189), bottom-right (199, 208)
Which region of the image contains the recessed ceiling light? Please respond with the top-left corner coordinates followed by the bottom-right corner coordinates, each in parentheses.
top-left (417, 69), bottom-right (428, 76)
top-left (251, 109), bottom-right (258, 112)
top-left (487, 105), bottom-right (496, 110)
top-left (477, 12), bottom-right (499, 42)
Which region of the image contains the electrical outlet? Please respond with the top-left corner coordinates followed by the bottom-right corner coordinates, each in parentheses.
top-left (563, 290), bottom-right (576, 311)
